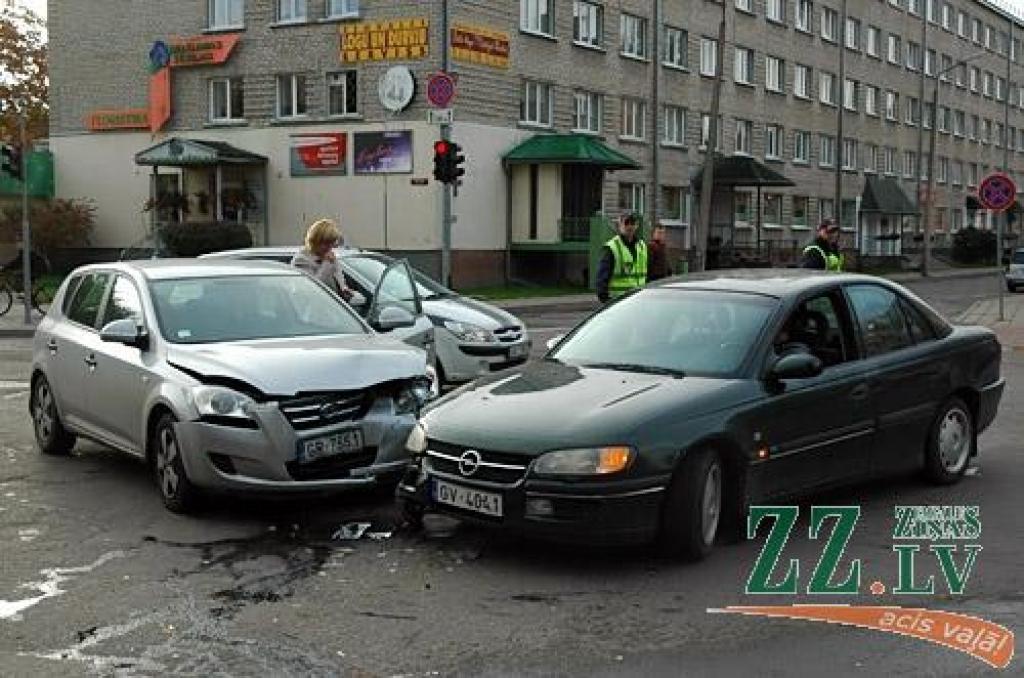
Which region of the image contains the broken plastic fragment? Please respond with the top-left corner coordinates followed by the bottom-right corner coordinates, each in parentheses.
top-left (367, 531), bottom-right (392, 541)
top-left (331, 522), bottom-right (371, 540)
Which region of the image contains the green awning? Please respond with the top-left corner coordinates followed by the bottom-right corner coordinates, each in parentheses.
top-left (503, 134), bottom-right (641, 170)
top-left (690, 154), bottom-right (795, 189)
top-left (135, 137), bottom-right (267, 167)
top-left (860, 175), bottom-right (917, 214)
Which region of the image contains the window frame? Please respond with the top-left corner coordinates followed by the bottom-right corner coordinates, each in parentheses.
top-left (620, 13), bottom-right (650, 60)
top-left (326, 70), bottom-right (358, 117)
top-left (276, 73), bottom-right (308, 119)
top-left (573, 90), bottom-right (603, 134)
top-left (521, 0), bottom-right (554, 37)
top-left (209, 0), bottom-right (244, 30)
top-left (573, 0), bottom-right (604, 48)
top-left (520, 80), bottom-right (553, 127)
top-left (209, 77), bottom-right (245, 123)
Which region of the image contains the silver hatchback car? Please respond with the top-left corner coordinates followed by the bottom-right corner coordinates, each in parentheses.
top-left (29, 259), bottom-right (435, 513)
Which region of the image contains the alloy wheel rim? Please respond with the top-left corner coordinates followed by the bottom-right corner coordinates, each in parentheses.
top-left (156, 428), bottom-right (180, 498)
top-left (938, 408), bottom-right (971, 472)
top-left (33, 382), bottom-right (53, 442)
top-left (701, 462), bottom-right (722, 546)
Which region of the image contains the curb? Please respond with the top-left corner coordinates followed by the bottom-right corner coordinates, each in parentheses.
top-left (0, 328), bottom-right (36, 339)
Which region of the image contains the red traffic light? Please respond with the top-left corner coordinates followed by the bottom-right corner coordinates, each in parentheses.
top-left (434, 140), bottom-right (450, 155)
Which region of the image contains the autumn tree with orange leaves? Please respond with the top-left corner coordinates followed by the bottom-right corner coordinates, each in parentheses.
top-left (0, 5), bottom-right (47, 142)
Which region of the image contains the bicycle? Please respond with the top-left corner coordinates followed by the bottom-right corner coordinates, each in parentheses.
top-left (0, 270), bottom-right (53, 317)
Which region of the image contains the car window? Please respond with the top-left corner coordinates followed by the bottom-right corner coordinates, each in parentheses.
top-left (774, 293), bottom-right (850, 367)
top-left (847, 285), bottom-right (913, 358)
top-left (66, 273), bottom-right (112, 328)
top-left (100, 276), bottom-right (144, 327)
top-left (1013, 250), bottom-right (1024, 264)
top-left (345, 254), bottom-right (441, 299)
top-left (60, 275), bottom-right (84, 316)
top-left (375, 262), bottom-right (418, 316)
top-left (900, 298), bottom-right (936, 344)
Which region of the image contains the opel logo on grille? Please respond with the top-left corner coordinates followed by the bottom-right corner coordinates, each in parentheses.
top-left (459, 450), bottom-right (482, 477)
top-left (319, 402), bottom-right (344, 420)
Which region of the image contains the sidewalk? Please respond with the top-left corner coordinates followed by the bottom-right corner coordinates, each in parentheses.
top-left (0, 306), bottom-right (44, 339)
top-left (953, 293), bottom-right (1024, 351)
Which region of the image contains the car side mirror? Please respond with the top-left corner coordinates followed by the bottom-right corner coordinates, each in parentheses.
top-left (373, 306), bottom-right (416, 332)
top-left (769, 351), bottom-right (823, 381)
top-left (546, 334), bottom-right (565, 351)
top-left (100, 318), bottom-right (149, 350)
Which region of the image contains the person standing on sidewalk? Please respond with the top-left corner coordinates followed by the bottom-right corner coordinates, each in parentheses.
top-left (647, 223), bottom-right (672, 282)
top-left (596, 213), bottom-right (648, 303)
top-left (801, 219), bottom-right (844, 271)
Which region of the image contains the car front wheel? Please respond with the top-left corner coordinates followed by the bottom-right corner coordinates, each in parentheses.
top-left (152, 413), bottom-right (199, 513)
top-left (30, 375), bottom-right (75, 456)
top-left (924, 397), bottom-right (974, 484)
top-left (659, 447), bottom-right (722, 561)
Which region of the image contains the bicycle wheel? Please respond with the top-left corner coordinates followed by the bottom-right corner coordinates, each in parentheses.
top-left (0, 284), bottom-right (12, 317)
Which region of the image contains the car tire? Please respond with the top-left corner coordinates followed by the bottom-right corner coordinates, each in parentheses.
top-left (30, 375), bottom-right (76, 456)
top-left (152, 413), bottom-right (199, 514)
top-left (924, 397), bottom-right (974, 485)
top-left (658, 447), bottom-right (723, 561)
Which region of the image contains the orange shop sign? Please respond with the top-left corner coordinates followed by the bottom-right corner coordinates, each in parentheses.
top-left (86, 109), bottom-right (150, 131)
top-left (341, 18), bottom-right (429, 62)
top-left (169, 33), bottom-right (241, 67)
top-left (451, 23), bottom-right (510, 69)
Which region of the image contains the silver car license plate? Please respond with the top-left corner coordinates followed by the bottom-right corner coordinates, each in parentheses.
top-left (433, 478), bottom-right (503, 517)
top-left (300, 428), bottom-right (364, 463)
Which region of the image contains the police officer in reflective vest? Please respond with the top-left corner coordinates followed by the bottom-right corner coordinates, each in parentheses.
top-left (801, 218), bottom-right (844, 271)
top-left (597, 212), bottom-right (648, 303)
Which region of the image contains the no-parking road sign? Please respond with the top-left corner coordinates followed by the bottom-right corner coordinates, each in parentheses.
top-left (978, 173), bottom-right (1017, 212)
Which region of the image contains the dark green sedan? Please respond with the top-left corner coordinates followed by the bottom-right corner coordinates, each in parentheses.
top-left (397, 271), bottom-right (1004, 560)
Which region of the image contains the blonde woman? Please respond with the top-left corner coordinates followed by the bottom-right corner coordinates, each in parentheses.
top-left (290, 218), bottom-right (353, 301)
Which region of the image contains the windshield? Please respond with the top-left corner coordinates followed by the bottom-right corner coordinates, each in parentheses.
top-left (1013, 250), bottom-right (1024, 265)
top-left (344, 254), bottom-right (450, 299)
top-left (551, 289), bottom-right (778, 377)
top-left (149, 274), bottom-right (368, 344)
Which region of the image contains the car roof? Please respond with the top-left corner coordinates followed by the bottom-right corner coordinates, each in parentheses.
top-left (649, 268), bottom-right (899, 299)
top-left (200, 245), bottom-right (368, 259)
top-left (74, 258), bottom-right (303, 280)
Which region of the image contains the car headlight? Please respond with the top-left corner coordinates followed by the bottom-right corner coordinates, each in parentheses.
top-left (191, 386), bottom-right (255, 421)
top-left (532, 446), bottom-right (634, 476)
top-left (405, 420), bottom-right (428, 454)
top-left (396, 377), bottom-right (435, 415)
top-left (444, 320), bottom-right (497, 343)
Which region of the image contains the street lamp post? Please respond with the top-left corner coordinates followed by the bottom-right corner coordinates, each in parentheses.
top-left (835, 0), bottom-right (847, 234)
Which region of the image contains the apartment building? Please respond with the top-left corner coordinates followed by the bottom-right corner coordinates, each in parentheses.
top-left (48, 0), bottom-right (1024, 285)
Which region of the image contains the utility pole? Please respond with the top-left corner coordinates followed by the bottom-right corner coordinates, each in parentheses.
top-left (923, 73), bottom-right (938, 278)
top-left (915, 10), bottom-right (929, 275)
top-left (835, 0), bottom-right (847, 233)
top-left (696, 0), bottom-right (726, 273)
top-left (19, 112), bottom-right (31, 325)
top-left (999, 18), bottom-right (1012, 322)
top-left (440, 0), bottom-right (453, 288)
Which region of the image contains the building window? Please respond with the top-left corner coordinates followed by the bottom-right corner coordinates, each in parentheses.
top-left (819, 198), bottom-right (835, 221)
top-left (996, 77), bottom-right (1006, 101)
top-left (619, 182), bottom-right (646, 215)
top-left (925, 49), bottom-right (936, 76)
top-left (573, 90), bottom-right (603, 133)
top-left (764, 194), bottom-right (783, 225)
top-left (663, 27), bottom-right (688, 68)
top-left (906, 41), bottom-right (921, 71)
top-left (792, 196), bottom-right (810, 226)
top-left (908, 0), bottom-right (920, 15)
top-left (796, 0), bottom-right (812, 32)
top-left (865, 85), bottom-right (878, 116)
top-left (972, 18), bottom-right (982, 44)
top-left (735, 119), bottom-right (752, 155)
top-left (953, 161), bottom-right (963, 185)
top-left (662, 186), bottom-right (689, 223)
top-left (969, 67), bottom-right (978, 92)
top-left (736, 0), bottom-right (753, 12)
top-left (573, 1), bottom-right (603, 47)
top-left (734, 192), bottom-right (753, 224)
top-left (819, 72), bottom-right (836, 106)
top-left (734, 47), bottom-right (754, 85)
top-left (794, 130), bottom-right (811, 163)
top-left (864, 144), bottom-right (878, 172)
top-left (938, 106), bottom-right (950, 133)
top-left (700, 37), bottom-right (718, 76)
top-left (840, 199), bottom-right (857, 230)
top-left (970, 114), bottom-right (979, 140)
top-left (766, 56), bottom-right (784, 92)
top-left (969, 163), bottom-right (978, 186)
top-left (794, 64), bottom-right (810, 99)
top-left (662, 105), bottom-right (685, 145)
top-left (821, 7), bottom-right (838, 42)
top-left (521, 0), bottom-right (553, 36)
top-left (955, 63), bottom-right (965, 87)
top-left (938, 157), bottom-right (949, 183)
top-left (953, 110), bottom-right (964, 136)
top-left (952, 208), bottom-right (963, 231)
top-left (866, 26), bottom-right (880, 57)
top-left (940, 54), bottom-right (952, 81)
top-left (995, 122), bottom-right (1004, 147)
top-left (842, 138), bottom-right (857, 170)
top-left (700, 113), bottom-right (723, 150)
top-left (327, 0), bottom-right (359, 19)
top-left (885, 90), bottom-right (899, 121)
top-left (906, 97), bottom-right (919, 126)
top-left (903, 150), bottom-right (916, 178)
top-left (209, 0), bottom-right (244, 29)
top-left (985, 24), bottom-right (992, 49)
top-left (890, 0), bottom-right (901, 9)
top-left (926, 0), bottom-right (936, 23)
top-left (276, 74), bottom-right (307, 118)
top-left (958, 11), bottom-right (967, 38)
top-left (884, 146), bottom-right (897, 175)
top-left (621, 13), bottom-right (649, 59)
top-left (846, 18), bottom-right (860, 50)
top-left (942, 2), bottom-right (952, 30)
top-left (278, 0), bottom-right (306, 22)
top-left (819, 134), bottom-right (835, 167)
top-left (520, 80), bottom-right (552, 126)
top-left (326, 71), bottom-right (357, 116)
top-left (766, 0), bottom-right (785, 23)
top-left (210, 78), bottom-right (244, 122)
top-left (922, 101), bottom-right (933, 129)
top-left (888, 35), bottom-right (901, 65)
top-left (765, 124), bottom-right (782, 159)
top-left (843, 79), bottom-right (857, 111)
top-left (621, 97), bottom-right (647, 140)
top-left (983, 72), bottom-right (992, 97)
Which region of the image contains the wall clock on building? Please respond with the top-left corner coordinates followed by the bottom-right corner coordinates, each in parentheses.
top-left (379, 66), bottom-right (416, 113)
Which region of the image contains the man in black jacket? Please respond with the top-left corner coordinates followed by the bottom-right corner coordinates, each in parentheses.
top-left (596, 213), bottom-right (645, 303)
top-left (801, 219), bottom-right (843, 270)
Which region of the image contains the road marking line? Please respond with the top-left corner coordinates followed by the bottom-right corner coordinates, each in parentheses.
top-left (0, 381), bottom-right (30, 390)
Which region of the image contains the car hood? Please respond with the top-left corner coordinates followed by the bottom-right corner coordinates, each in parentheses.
top-left (424, 295), bottom-right (522, 331)
top-left (166, 335), bottom-right (426, 397)
top-left (422, 360), bottom-right (750, 454)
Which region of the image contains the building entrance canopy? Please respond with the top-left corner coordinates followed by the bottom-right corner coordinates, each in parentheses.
top-left (503, 133), bottom-right (640, 170)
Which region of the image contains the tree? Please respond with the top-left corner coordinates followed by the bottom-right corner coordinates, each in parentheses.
top-left (0, 5), bottom-right (48, 142)
top-left (0, 199), bottom-right (96, 268)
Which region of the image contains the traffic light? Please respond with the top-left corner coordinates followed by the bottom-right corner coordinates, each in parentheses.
top-left (0, 144), bottom-right (22, 181)
top-left (432, 139), bottom-right (466, 185)
top-left (449, 141), bottom-right (465, 184)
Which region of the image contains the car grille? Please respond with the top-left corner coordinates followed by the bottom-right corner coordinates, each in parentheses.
top-left (493, 326), bottom-right (524, 344)
top-left (278, 391), bottom-right (371, 431)
top-left (286, 449), bottom-right (378, 481)
top-left (425, 440), bottom-right (529, 485)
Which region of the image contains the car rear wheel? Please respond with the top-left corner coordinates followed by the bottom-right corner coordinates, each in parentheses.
top-left (924, 397), bottom-right (974, 485)
top-left (30, 375), bottom-right (75, 455)
top-left (658, 447), bottom-right (722, 561)
top-left (152, 413), bottom-right (199, 514)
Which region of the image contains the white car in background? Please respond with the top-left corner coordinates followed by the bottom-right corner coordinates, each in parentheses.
top-left (1006, 247), bottom-right (1024, 292)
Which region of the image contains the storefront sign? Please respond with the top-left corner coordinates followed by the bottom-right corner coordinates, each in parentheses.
top-left (354, 131), bottom-right (413, 174)
top-left (149, 66), bottom-right (172, 133)
top-left (450, 23), bottom-right (510, 69)
top-left (170, 34), bottom-right (241, 67)
top-left (290, 133), bottom-right (349, 177)
top-left (86, 109), bottom-right (150, 131)
top-left (341, 18), bottom-right (429, 62)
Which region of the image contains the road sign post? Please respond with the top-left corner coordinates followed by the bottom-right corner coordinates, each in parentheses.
top-left (978, 172), bottom-right (1016, 322)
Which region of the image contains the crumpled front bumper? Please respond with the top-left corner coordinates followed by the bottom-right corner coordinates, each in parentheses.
top-left (174, 398), bottom-right (416, 494)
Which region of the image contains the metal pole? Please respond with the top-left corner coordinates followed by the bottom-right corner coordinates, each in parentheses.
top-left (915, 10), bottom-right (928, 267)
top-left (923, 74), bottom-right (938, 277)
top-left (998, 19), bottom-right (1011, 322)
top-left (651, 0), bottom-right (662, 234)
top-left (440, 0), bottom-right (453, 288)
top-left (696, 0), bottom-right (727, 272)
top-left (835, 0), bottom-right (847, 234)
top-left (20, 113), bottom-right (31, 325)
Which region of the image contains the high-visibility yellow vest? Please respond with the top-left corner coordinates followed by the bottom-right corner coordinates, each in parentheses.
top-left (607, 236), bottom-right (648, 298)
top-left (803, 244), bottom-right (844, 271)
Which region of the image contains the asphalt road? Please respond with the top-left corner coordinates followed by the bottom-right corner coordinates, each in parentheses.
top-left (0, 275), bottom-right (1020, 677)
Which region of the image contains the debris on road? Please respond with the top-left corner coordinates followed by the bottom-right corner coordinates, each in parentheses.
top-left (331, 522), bottom-right (371, 540)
